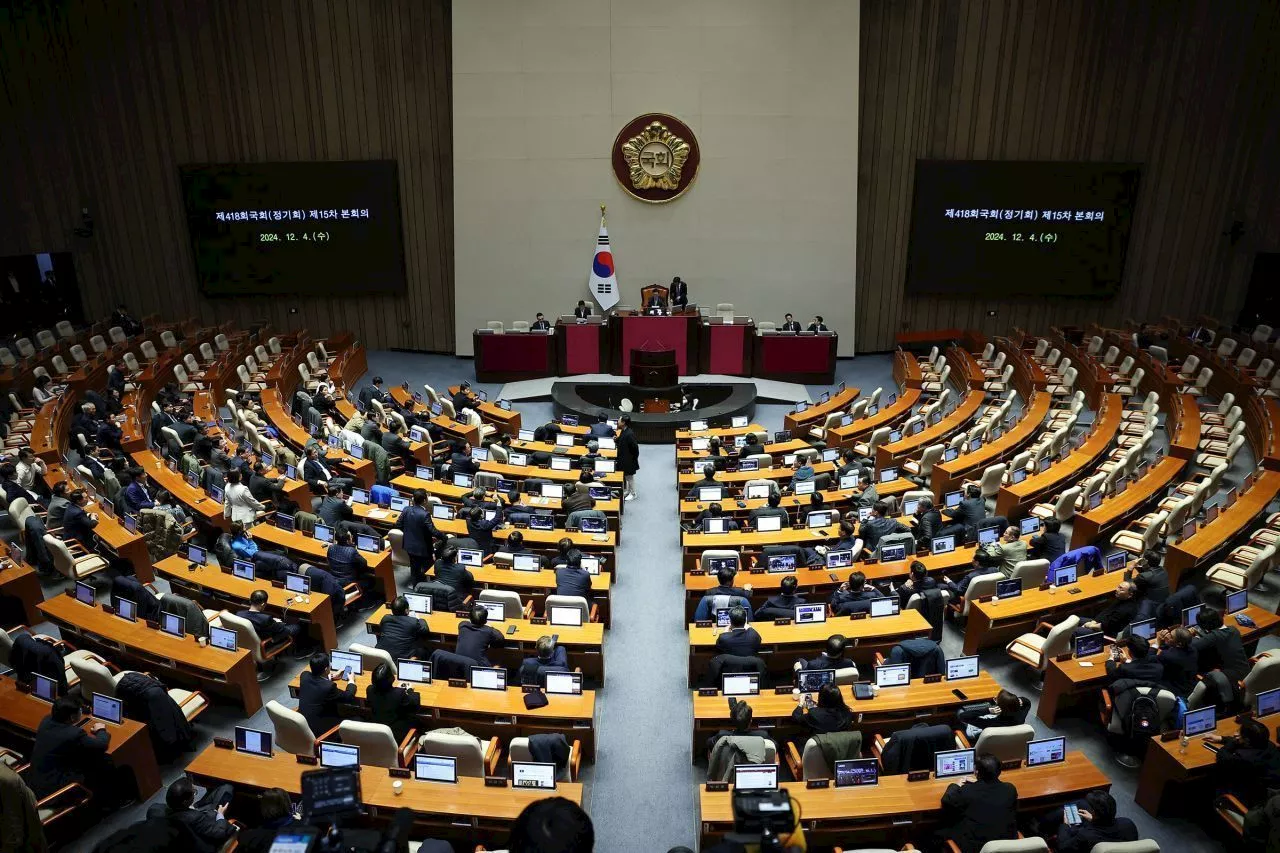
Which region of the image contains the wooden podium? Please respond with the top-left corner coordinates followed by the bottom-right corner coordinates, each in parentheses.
top-left (630, 348), bottom-right (678, 387)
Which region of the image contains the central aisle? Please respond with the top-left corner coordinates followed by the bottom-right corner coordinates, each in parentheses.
top-left (590, 443), bottom-right (697, 853)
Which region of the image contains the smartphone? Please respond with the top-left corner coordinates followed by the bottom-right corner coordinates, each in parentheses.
top-left (952, 688), bottom-right (968, 701)
top-left (507, 624), bottom-right (519, 635)
top-left (343, 666), bottom-right (352, 681)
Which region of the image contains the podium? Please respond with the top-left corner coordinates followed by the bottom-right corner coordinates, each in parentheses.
top-left (630, 348), bottom-right (678, 388)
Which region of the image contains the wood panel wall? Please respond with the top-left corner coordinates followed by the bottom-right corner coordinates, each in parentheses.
top-left (0, 0), bottom-right (454, 352)
top-left (858, 0), bottom-right (1280, 352)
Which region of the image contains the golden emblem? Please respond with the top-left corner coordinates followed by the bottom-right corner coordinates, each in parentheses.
top-left (621, 121), bottom-right (691, 191)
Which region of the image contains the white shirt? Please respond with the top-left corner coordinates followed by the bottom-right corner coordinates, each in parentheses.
top-left (222, 482), bottom-right (265, 524)
top-left (15, 459), bottom-right (45, 491)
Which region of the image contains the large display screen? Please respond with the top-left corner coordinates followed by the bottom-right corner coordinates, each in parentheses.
top-left (179, 161), bottom-right (405, 296)
top-left (906, 161), bottom-right (1141, 298)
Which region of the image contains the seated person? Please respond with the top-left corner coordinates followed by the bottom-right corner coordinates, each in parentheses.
top-left (326, 528), bottom-right (374, 595)
top-left (145, 777), bottom-right (236, 853)
top-left (936, 753), bottom-right (1018, 853)
top-left (791, 682), bottom-right (853, 734)
top-left (1191, 606), bottom-right (1250, 683)
top-left (366, 663), bottom-right (421, 742)
top-left (912, 497), bottom-right (944, 548)
top-left (754, 574), bottom-right (806, 621)
top-left (948, 484), bottom-right (986, 541)
top-left (694, 566), bottom-right (754, 621)
top-left (573, 300), bottom-right (592, 319)
top-left (550, 537), bottom-right (583, 569)
top-left (895, 559), bottom-right (939, 607)
top-left (520, 635), bottom-right (570, 685)
top-left (957, 689), bottom-right (1029, 740)
top-left (29, 696), bottom-right (111, 798)
top-left (645, 290), bottom-right (667, 313)
top-left (297, 652), bottom-right (358, 735)
top-left (455, 605), bottom-right (504, 666)
top-left (1028, 518), bottom-right (1067, 561)
top-left (796, 634), bottom-right (858, 673)
top-left (1105, 635), bottom-right (1164, 683)
top-left (852, 473), bottom-right (878, 508)
top-left (685, 464), bottom-right (720, 500)
top-left (1079, 581), bottom-right (1140, 638)
top-left (991, 526), bottom-right (1027, 574)
top-left (706, 697), bottom-right (771, 758)
top-left (237, 589), bottom-right (303, 648)
top-left (376, 596), bottom-right (431, 660)
top-left (858, 501), bottom-right (908, 553)
top-left (694, 502), bottom-right (739, 532)
top-left (1055, 791), bottom-right (1139, 853)
top-left (1207, 717), bottom-right (1280, 804)
top-left (829, 570), bottom-right (885, 616)
top-left (229, 521), bottom-right (259, 561)
top-left (1132, 549), bottom-right (1170, 613)
top-left (789, 455), bottom-right (815, 486)
top-left (432, 545), bottom-right (475, 596)
top-left (747, 492), bottom-right (790, 527)
top-left (781, 313), bottom-right (802, 333)
top-left (530, 312), bottom-right (551, 331)
top-left (555, 554), bottom-right (594, 599)
top-left (808, 315), bottom-right (828, 333)
top-left (1156, 627), bottom-right (1198, 697)
top-left (715, 607), bottom-right (761, 657)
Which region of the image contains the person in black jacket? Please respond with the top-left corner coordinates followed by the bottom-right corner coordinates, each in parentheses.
top-left (796, 635), bottom-right (858, 674)
top-left (1029, 518), bottom-right (1067, 562)
top-left (830, 570), bottom-right (884, 615)
top-left (858, 500), bottom-right (908, 552)
top-left (1156, 627), bottom-right (1198, 697)
top-left (913, 497), bottom-right (944, 549)
top-left (296, 652), bottom-right (358, 735)
top-left (948, 484), bottom-right (986, 541)
top-left (705, 697), bottom-right (773, 758)
top-left (957, 689), bottom-right (1029, 740)
top-left (617, 415), bottom-right (640, 501)
top-left (235, 788), bottom-right (303, 853)
top-left (555, 554), bottom-right (593, 599)
top-left (433, 545), bottom-right (475, 596)
top-left (1055, 790), bottom-right (1138, 853)
top-left (1207, 717), bottom-right (1280, 803)
top-left (456, 605), bottom-right (504, 665)
top-left (715, 607), bottom-right (761, 657)
top-left (937, 753), bottom-right (1019, 853)
top-left (1132, 549), bottom-right (1170, 609)
top-left (376, 596), bottom-right (431, 660)
top-left (896, 560), bottom-right (939, 608)
top-left (748, 492), bottom-right (789, 528)
top-left (1105, 635), bottom-right (1164, 684)
top-left (29, 697), bottom-right (111, 798)
top-left (316, 486), bottom-right (354, 530)
top-left (791, 682), bottom-right (853, 734)
top-left (61, 488), bottom-right (100, 551)
top-left (365, 663), bottom-right (421, 742)
top-left (465, 505), bottom-right (500, 555)
top-left (396, 489), bottom-right (440, 584)
top-left (1192, 607), bottom-right (1250, 681)
top-left (146, 776), bottom-right (236, 853)
top-left (755, 574), bottom-right (806, 620)
top-left (1081, 581), bottom-right (1140, 638)
top-left (237, 590), bottom-right (303, 648)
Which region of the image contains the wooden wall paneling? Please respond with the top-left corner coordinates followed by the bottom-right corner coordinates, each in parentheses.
top-left (0, 0), bottom-right (453, 353)
top-left (858, 0), bottom-right (1280, 352)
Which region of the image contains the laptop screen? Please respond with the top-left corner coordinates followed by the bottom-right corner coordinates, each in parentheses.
top-left (931, 535), bottom-right (956, 554)
top-left (232, 560), bottom-right (256, 581)
top-left (1054, 564), bottom-right (1078, 586)
top-left (403, 593), bottom-right (432, 614)
top-left (996, 578), bottom-right (1022, 599)
top-left (319, 742), bottom-right (361, 768)
top-left (579, 555), bottom-right (600, 575)
top-left (946, 656), bottom-right (979, 680)
top-left (1256, 687), bottom-right (1280, 717)
top-left (1107, 552), bottom-right (1127, 572)
top-left (470, 667), bottom-right (506, 690)
top-left (732, 764), bottom-right (778, 791)
top-left (1073, 631), bottom-right (1105, 657)
top-left (902, 498), bottom-right (919, 516)
top-left (398, 659), bottom-right (431, 684)
top-left (356, 534), bottom-right (381, 553)
top-left (756, 515), bottom-right (783, 533)
top-left (794, 480), bottom-right (815, 495)
top-left (187, 544), bottom-right (207, 565)
top-left (722, 673), bottom-right (759, 696)
top-left (945, 490), bottom-right (962, 508)
top-left (350, 488), bottom-right (369, 504)
top-left (1184, 706), bottom-right (1216, 736)
top-left (479, 601), bottom-right (506, 623)
top-left (706, 556), bottom-right (739, 574)
top-left (285, 572), bottom-right (310, 594)
top-left (879, 544), bottom-right (907, 563)
top-left (457, 548), bottom-right (483, 567)
top-left (795, 604), bottom-right (826, 624)
top-left (977, 526), bottom-right (999, 546)
top-left (1019, 517), bottom-right (1040, 535)
top-left (796, 668), bottom-right (834, 692)
top-left (579, 517), bottom-right (606, 533)
top-left (545, 672), bottom-right (583, 695)
top-left (512, 761), bottom-right (557, 790)
top-left (454, 472), bottom-right (476, 486)
top-left (935, 749), bottom-right (975, 779)
top-left (879, 467), bottom-right (898, 483)
top-left (330, 650), bottom-right (362, 677)
top-left (542, 484), bottom-right (564, 499)
top-left (550, 606), bottom-right (583, 627)
top-left (210, 626), bottom-right (238, 651)
top-left (31, 673), bottom-right (57, 702)
top-left (1127, 619), bottom-right (1156, 641)
top-left (390, 496), bottom-right (409, 512)
top-left (745, 484), bottom-right (770, 500)
top-left (514, 554), bottom-right (542, 572)
top-left (874, 663), bottom-right (911, 688)
top-left (698, 487), bottom-right (723, 502)
top-left (114, 597), bottom-right (137, 621)
top-left (870, 597), bottom-right (899, 617)
top-left (1226, 588), bottom-right (1249, 615)
top-left (1026, 736), bottom-right (1066, 767)
top-left (276, 514), bottom-right (296, 532)
top-left (414, 754), bottom-right (457, 783)
top-left (91, 692), bottom-right (123, 724)
top-left (432, 504), bottom-right (455, 520)
top-left (1183, 604), bottom-right (1204, 628)
top-left (550, 457), bottom-right (571, 472)
top-left (703, 518), bottom-right (728, 534)
top-left (768, 554), bottom-right (796, 573)
top-left (159, 612), bottom-right (185, 638)
top-left (74, 580), bottom-right (95, 605)
top-left (834, 758), bottom-right (879, 787)
top-left (415, 465), bottom-right (434, 480)
top-left (234, 726), bottom-right (273, 757)
top-left (807, 511), bottom-right (833, 529)
top-left (826, 549), bottom-right (853, 568)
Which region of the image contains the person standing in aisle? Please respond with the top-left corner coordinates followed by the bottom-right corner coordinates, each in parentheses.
top-left (617, 414), bottom-right (639, 502)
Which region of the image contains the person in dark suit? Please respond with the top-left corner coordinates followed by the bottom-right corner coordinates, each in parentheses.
top-left (29, 697), bottom-right (111, 798)
top-left (670, 276), bottom-right (688, 309)
top-left (248, 463), bottom-right (282, 505)
top-left (357, 376), bottom-right (389, 411)
top-left (797, 635), bottom-right (858, 673)
top-left (896, 560), bottom-right (939, 608)
top-left (146, 777), bottom-right (236, 853)
top-left (911, 497), bottom-right (944, 550)
top-left (121, 469), bottom-right (156, 513)
top-left (957, 689), bottom-right (1029, 740)
top-left (326, 528), bottom-right (373, 595)
top-left (449, 382), bottom-right (475, 418)
top-left (465, 505), bottom-right (501, 555)
top-left (395, 489), bottom-right (440, 584)
top-left (755, 574), bottom-right (806, 620)
top-left (456, 605), bottom-right (504, 666)
top-left (555, 555), bottom-right (593, 599)
top-left (645, 292), bottom-right (666, 313)
top-left (520, 635), bottom-right (570, 685)
top-left (530, 312), bottom-right (552, 331)
top-left (433, 544), bottom-right (476, 596)
top-left (236, 590), bottom-right (303, 648)
top-left (949, 484), bottom-right (986, 541)
top-left (380, 422), bottom-right (416, 468)
top-left (748, 492), bottom-right (790, 528)
top-left (297, 652), bottom-right (358, 735)
top-left (1080, 581), bottom-right (1140, 638)
top-left (302, 446), bottom-right (353, 493)
top-left (937, 753), bottom-right (1019, 853)
top-left (1056, 791), bottom-right (1139, 853)
top-left (316, 486), bottom-right (354, 530)
top-left (230, 788), bottom-right (301, 853)
top-left (791, 682), bottom-right (853, 734)
top-left (376, 596), bottom-right (431, 660)
top-left (1105, 635), bottom-right (1164, 684)
top-left (830, 570), bottom-right (885, 615)
top-left (1029, 518), bottom-right (1067, 562)
top-left (588, 414), bottom-right (614, 438)
top-left (694, 565), bottom-right (754, 621)
top-left (573, 300), bottom-right (592, 319)
top-left (1191, 607), bottom-right (1251, 681)
top-left (61, 489), bottom-right (100, 551)
top-left (807, 315), bottom-right (828, 333)
top-left (694, 502), bottom-right (739, 532)
top-left (858, 501), bottom-right (908, 553)
top-left (715, 607), bottom-right (761, 657)
top-left (781, 313), bottom-right (802, 332)
top-left (365, 663), bottom-right (421, 742)
top-left (1156, 627), bottom-right (1198, 696)
top-left (1207, 717), bottom-right (1280, 803)
top-left (617, 415), bottom-right (640, 501)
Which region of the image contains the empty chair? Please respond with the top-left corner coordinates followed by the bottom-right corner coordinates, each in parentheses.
top-left (1111, 510), bottom-right (1168, 556)
top-left (1010, 559), bottom-right (1050, 586)
top-left (510, 320), bottom-right (530, 332)
top-left (1180, 366), bottom-right (1213, 395)
top-left (969, 724), bottom-right (1035, 763)
top-left (477, 589), bottom-right (526, 621)
top-left (1114, 355), bottom-right (1134, 377)
top-left (1237, 347), bottom-right (1257, 370)
top-left (338, 720), bottom-right (417, 767)
top-left (173, 363), bottom-right (201, 392)
top-left (851, 427), bottom-right (890, 458)
top-left (89, 334), bottom-right (107, 354)
top-left (984, 364), bottom-right (1014, 393)
top-left (1089, 842), bottom-right (1158, 853)
top-left (1243, 650), bottom-right (1280, 709)
top-left (717, 303), bottom-right (734, 319)
top-left (974, 463), bottom-right (1007, 500)
top-left (267, 699), bottom-right (323, 754)
top-left (50, 355), bottom-right (69, 376)
top-left (756, 321), bottom-right (776, 333)
top-left (1256, 358), bottom-right (1275, 380)
top-left (138, 340), bottom-right (157, 361)
top-left (1148, 345), bottom-right (1169, 364)
top-left (486, 321), bottom-right (504, 334)
top-left (108, 326), bottom-right (126, 344)
top-left (200, 342), bottom-right (217, 363)
top-left (903, 444), bottom-right (945, 482)
top-left (545, 594), bottom-right (592, 624)
top-left (56, 320), bottom-right (75, 339)
top-left (68, 344), bottom-right (87, 365)
top-left (1253, 324), bottom-right (1274, 345)
top-left (1217, 338), bottom-right (1238, 359)
top-left (1206, 543), bottom-right (1275, 592)
top-left (350, 643), bottom-right (397, 676)
top-left (0, 348), bottom-right (14, 367)
top-left (268, 336), bottom-right (282, 355)
top-left (160, 330), bottom-right (178, 349)
top-left (1114, 367), bottom-right (1145, 397)
top-left (1006, 615), bottom-right (1080, 681)
top-left (1176, 353), bottom-right (1200, 380)
top-left (1101, 345), bottom-right (1120, 365)
top-left (15, 338), bottom-right (34, 357)
top-left (36, 329), bottom-right (56, 349)
top-left (44, 535), bottom-right (108, 581)
top-left (416, 730), bottom-right (500, 777)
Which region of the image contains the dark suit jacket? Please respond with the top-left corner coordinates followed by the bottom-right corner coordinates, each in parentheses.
top-left (62, 503), bottom-right (98, 550)
top-left (715, 627), bottom-right (762, 657)
top-left (29, 718), bottom-right (110, 797)
top-left (1193, 626), bottom-right (1250, 681)
top-left (236, 609), bottom-right (291, 643)
top-left (671, 280), bottom-right (688, 305)
top-left (755, 594), bottom-right (805, 621)
top-left (791, 704), bottom-right (853, 734)
top-left (1157, 645), bottom-right (1198, 696)
top-left (616, 428), bottom-right (640, 474)
top-left (325, 544), bottom-right (368, 583)
top-left (296, 671), bottom-right (358, 735)
top-left (377, 613), bottom-right (431, 660)
top-left (939, 778), bottom-right (1019, 853)
top-left (145, 804), bottom-right (236, 852)
top-left (950, 498), bottom-right (986, 539)
top-left (365, 684), bottom-right (421, 742)
top-left (781, 321), bottom-right (802, 332)
top-left (455, 623), bottom-right (503, 665)
top-left (555, 566), bottom-right (593, 599)
top-left (574, 306), bottom-right (591, 318)
top-left (316, 496), bottom-right (353, 528)
top-left (1029, 531), bottom-right (1067, 562)
top-left (395, 505), bottom-right (438, 557)
top-left (860, 516), bottom-right (908, 551)
top-left (1105, 657), bottom-right (1164, 684)
top-left (434, 560), bottom-right (475, 593)
top-left (1057, 817), bottom-right (1139, 853)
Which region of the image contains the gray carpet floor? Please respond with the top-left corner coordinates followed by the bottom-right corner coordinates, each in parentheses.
top-left (27, 350), bottom-right (1263, 851)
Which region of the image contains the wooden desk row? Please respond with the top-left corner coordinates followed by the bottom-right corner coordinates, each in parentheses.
top-left (782, 386), bottom-right (860, 434)
top-left (389, 474), bottom-right (623, 521)
top-left (962, 564), bottom-right (1127, 654)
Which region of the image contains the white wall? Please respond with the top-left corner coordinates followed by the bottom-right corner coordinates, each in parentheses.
top-left (453, 0), bottom-right (859, 356)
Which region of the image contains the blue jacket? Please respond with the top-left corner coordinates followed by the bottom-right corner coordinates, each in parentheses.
top-left (1050, 545), bottom-right (1102, 573)
top-left (326, 544), bottom-right (368, 583)
top-left (122, 480), bottom-right (155, 512)
top-left (231, 535), bottom-right (259, 561)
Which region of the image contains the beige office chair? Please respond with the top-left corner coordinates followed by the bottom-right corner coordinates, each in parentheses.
top-left (387, 529), bottom-right (411, 571)
top-left (699, 550), bottom-right (742, 573)
top-left (1180, 367), bottom-right (1213, 396)
top-left (217, 610), bottom-right (293, 680)
top-left (851, 427), bottom-right (890, 459)
top-left (510, 321), bottom-right (530, 332)
top-left (1206, 543), bottom-right (1275, 591)
top-left (717, 303), bottom-right (735, 320)
top-left (477, 589), bottom-right (528, 621)
top-left (787, 734), bottom-right (864, 780)
top-left (267, 699), bottom-right (325, 755)
top-left (903, 444), bottom-right (945, 482)
top-left (108, 326), bottom-right (127, 345)
top-left (89, 334), bottom-right (108, 354)
top-left (416, 730), bottom-right (500, 777)
top-left (1006, 615), bottom-right (1080, 683)
top-left (973, 463), bottom-right (1007, 501)
top-left (350, 643), bottom-right (397, 676)
top-left (56, 320), bottom-right (75, 340)
top-left (969, 724), bottom-right (1034, 762)
top-left (69, 656), bottom-right (208, 722)
top-left (486, 321), bottom-right (505, 334)
top-left (1010, 559), bottom-right (1050, 586)
top-left (1110, 510), bottom-right (1167, 555)
top-left (44, 535), bottom-right (109, 582)
top-left (338, 720), bottom-right (417, 768)
top-left (545, 594), bottom-right (594, 624)
top-left (1243, 650), bottom-right (1280, 709)
top-left (1090, 842), bottom-right (1159, 853)
top-left (510, 737), bottom-right (582, 781)
top-left (952, 573), bottom-right (1003, 619)
top-left (1031, 486), bottom-right (1081, 522)
top-left (214, 333), bottom-right (230, 352)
